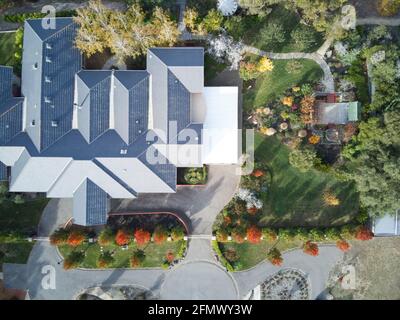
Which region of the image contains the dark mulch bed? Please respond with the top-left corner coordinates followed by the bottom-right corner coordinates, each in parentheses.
top-left (107, 214), bottom-right (183, 233)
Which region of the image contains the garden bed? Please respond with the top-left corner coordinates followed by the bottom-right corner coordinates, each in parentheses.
top-left (177, 166), bottom-right (208, 185)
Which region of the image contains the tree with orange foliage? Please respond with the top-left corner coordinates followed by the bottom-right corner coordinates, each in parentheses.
top-left (134, 229), bottom-right (151, 246)
top-left (355, 226), bottom-right (374, 241)
top-left (115, 229), bottom-right (130, 246)
top-left (336, 239), bottom-right (351, 252)
top-left (67, 230), bottom-right (85, 247)
top-left (303, 241), bottom-right (319, 256)
top-left (300, 96), bottom-right (315, 124)
top-left (246, 225), bottom-right (262, 244)
top-left (153, 226), bottom-right (168, 244)
top-left (267, 248), bottom-right (283, 266)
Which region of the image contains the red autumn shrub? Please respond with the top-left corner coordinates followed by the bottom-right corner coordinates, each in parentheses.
top-left (50, 228), bottom-right (69, 246)
top-left (134, 229), bottom-right (151, 246)
top-left (166, 250), bottom-right (174, 263)
top-left (153, 227), bottom-right (168, 244)
top-left (252, 169), bottom-right (264, 177)
top-left (231, 230), bottom-right (245, 244)
top-left (247, 225), bottom-right (262, 244)
top-left (115, 229), bottom-right (130, 246)
top-left (67, 231), bottom-right (85, 247)
top-left (355, 226), bottom-right (374, 241)
top-left (267, 248), bottom-right (283, 266)
top-left (303, 241), bottom-right (319, 256)
top-left (336, 239), bottom-right (351, 252)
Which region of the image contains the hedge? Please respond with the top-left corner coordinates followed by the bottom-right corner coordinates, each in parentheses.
top-left (211, 240), bottom-right (234, 272)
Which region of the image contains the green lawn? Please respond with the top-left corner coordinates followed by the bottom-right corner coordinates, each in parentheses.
top-left (59, 240), bottom-right (186, 269)
top-left (0, 198), bottom-right (49, 234)
top-left (243, 59), bottom-right (323, 111)
top-left (254, 134), bottom-right (359, 228)
top-left (0, 242), bottom-right (34, 271)
top-left (224, 6), bottom-right (324, 53)
top-left (0, 32), bottom-right (16, 66)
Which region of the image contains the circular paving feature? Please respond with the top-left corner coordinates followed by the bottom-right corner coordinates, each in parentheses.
top-left (160, 261), bottom-right (238, 300)
top-left (260, 268), bottom-right (311, 300)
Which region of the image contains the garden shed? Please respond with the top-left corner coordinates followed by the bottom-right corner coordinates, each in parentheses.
top-left (316, 101), bottom-right (361, 124)
top-left (372, 210), bottom-right (400, 237)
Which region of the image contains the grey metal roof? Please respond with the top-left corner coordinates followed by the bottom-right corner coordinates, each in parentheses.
top-left (25, 18), bottom-right (75, 41)
top-left (86, 179), bottom-right (109, 225)
top-left (128, 75), bottom-right (149, 144)
top-left (0, 161), bottom-right (7, 180)
top-left (168, 70), bottom-right (190, 143)
top-left (114, 70), bottom-right (149, 90)
top-left (149, 48), bottom-right (204, 67)
top-left (0, 66), bottom-right (12, 101)
top-left (0, 98), bottom-right (24, 145)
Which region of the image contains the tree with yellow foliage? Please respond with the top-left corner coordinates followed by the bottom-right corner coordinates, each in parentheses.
top-left (257, 56), bottom-right (274, 72)
top-left (323, 191), bottom-right (340, 206)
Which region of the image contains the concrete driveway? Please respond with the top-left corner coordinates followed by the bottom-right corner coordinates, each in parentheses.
top-left (112, 164), bottom-right (241, 235)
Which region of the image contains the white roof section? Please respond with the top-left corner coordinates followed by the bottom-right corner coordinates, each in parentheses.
top-left (47, 160), bottom-right (135, 199)
top-left (154, 144), bottom-right (203, 167)
top-left (10, 157), bottom-right (72, 192)
top-left (202, 87), bottom-right (239, 164)
top-left (0, 147), bottom-right (26, 166)
top-left (373, 211), bottom-right (399, 236)
top-left (169, 66), bottom-right (204, 93)
top-left (96, 158), bottom-right (175, 193)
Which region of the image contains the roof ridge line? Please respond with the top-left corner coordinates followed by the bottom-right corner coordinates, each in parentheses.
top-left (42, 18), bottom-right (75, 42)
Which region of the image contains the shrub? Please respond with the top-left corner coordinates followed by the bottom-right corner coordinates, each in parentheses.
top-left (325, 228), bottom-right (341, 241)
top-left (336, 240), bottom-right (351, 252)
top-left (303, 241), bottom-right (319, 256)
top-left (134, 229), bottom-right (151, 246)
top-left (233, 200), bottom-right (247, 215)
top-left (183, 166), bottom-right (207, 184)
top-left (165, 250), bottom-right (175, 264)
top-left (130, 250), bottom-right (146, 268)
top-left (216, 229), bottom-right (229, 242)
top-left (246, 225), bottom-right (262, 244)
top-left (13, 194), bottom-right (25, 204)
top-left (323, 191), bottom-right (340, 206)
top-left (171, 226), bottom-right (185, 241)
top-left (262, 228), bottom-right (277, 242)
top-left (267, 248), bottom-right (283, 266)
top-left (67, 231), bottom-right (85, 247)
top-left (223, 248), bottom-right (239, 263)
top-left (340, 225), bottom-right (357, 240)
top-left (63, 251), bottom-right (84, 270)
top-left (355, 226), bottom-right (374, 241)
top-left (50, 228), bottom-right (69, 246)
top-left (377, 0), bottom-right (400, 16)
top-left (289, 147), bottom-right (319, 172)
top-left (211, 240), bottom-right (234, 272)
top-left (115, 229), bottom-right (130, 246)
top-left (231, 229), bottom-right (246, 244)
top-left (278, 228), bottom-right (293, 241)
top-left (293, 228), bottom-right (308, 241)
top-left (308, 135), bottom-right (320, 144)
top-left (153, 226), bottom-right (168, 244)
top-left (252, 169), bottom-right (264, 177)
top-left (290, 24), bottom-right (319, 52)
top-left (98, 227), bottom-right (114, 246)
top-left (97, 251), bottom-right (114, 268)
top-left (176, 240), bottom-right (187, 259)
top-left (308, 228), bottom-right (325, 242)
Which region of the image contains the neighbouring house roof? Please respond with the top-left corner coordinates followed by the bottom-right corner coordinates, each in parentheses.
top-left (0, 161), bottom-right (7, 181)
top-left (316, 101), bottom-right (361, 125)
top-left (372, 210), bottom-right (400, 236)
top-left (0, 18), bottom-right (238, 226)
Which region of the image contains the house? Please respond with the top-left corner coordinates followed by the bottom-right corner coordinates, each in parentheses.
top-left (0, 18), bottom-right (239, 226)
top-left (372, 210), bottom-right (400, 237)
